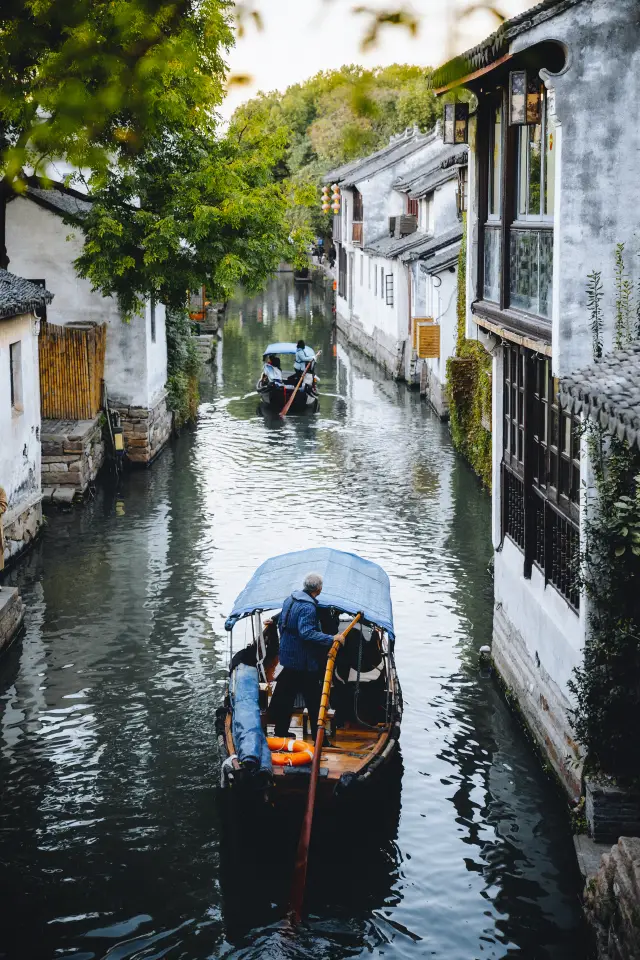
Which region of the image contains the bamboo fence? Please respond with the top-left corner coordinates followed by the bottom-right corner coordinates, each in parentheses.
top-left (39, 321), bottom-right (107, 420)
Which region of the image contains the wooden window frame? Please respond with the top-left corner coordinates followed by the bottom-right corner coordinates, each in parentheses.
top-left (476, 82), bottom-right (554, 333)
top-left (10, 340), bottom-right (23, 412)
top-left (385, 274), bottom-right (394, 307)
top-left (502, 343), bottom-right (580, 609)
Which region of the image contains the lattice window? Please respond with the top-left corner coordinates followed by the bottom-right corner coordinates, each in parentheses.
top-left (385, 274), bottom-right (394, 307)
top-left (502, 343), bottom-right (580, 609)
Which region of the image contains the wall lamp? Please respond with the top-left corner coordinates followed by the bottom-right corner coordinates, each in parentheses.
top-left (509, 69), bottom-right (542, 125)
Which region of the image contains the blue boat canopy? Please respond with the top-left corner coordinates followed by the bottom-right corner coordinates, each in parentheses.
top-left (263, 342), bottom-right (315, 356)
top-left (225, 548), bottom-right (395, 638)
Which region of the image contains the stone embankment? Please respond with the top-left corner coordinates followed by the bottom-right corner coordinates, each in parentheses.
top-left (584, 837), bottom-right (640, 960)
top-left (0, 587), bottom-right (25, 653)
top-left (41, 417), bottom-right (105, 501)
top-left (112, 392), bottom-right (173, 465)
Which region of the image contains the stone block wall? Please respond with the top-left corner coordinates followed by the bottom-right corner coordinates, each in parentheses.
top-left (193, 335), bottom-right (216, 365)
top-left (587, 779), bottom-right (640, 845)
top-left (113, 391), bottom-right (173, 465)
top-left (584, 837), bottom-right (640, 960)
top-left (2, 494), bottom-right (42, 566)
top-left (41, 417), bottom-right (105, 497)
top-left (0, 587), bottom-right (25, 653)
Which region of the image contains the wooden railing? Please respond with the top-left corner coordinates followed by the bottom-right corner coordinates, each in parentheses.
top-left (352, 221), bottom-right (363, 246)
top-left (39, 321), bottom-right (107, 421)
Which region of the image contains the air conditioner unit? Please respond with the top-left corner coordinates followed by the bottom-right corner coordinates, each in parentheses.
top-left (395, 214), bottom-right (418, 238)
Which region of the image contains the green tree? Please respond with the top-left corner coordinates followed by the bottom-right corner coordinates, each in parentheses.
top-left (232, 64), bottom-right (439, 247)
top-left (74, 117), bottom-right (308, 316)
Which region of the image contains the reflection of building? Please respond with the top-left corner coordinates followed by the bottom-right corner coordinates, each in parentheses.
top-left (433, 0), bottom-right (640, 800)
top-left (0, 271), bottom-right (51, 564)
top-left (324, 127), bottom-right (466, 417)
top-left (5, 179), bottom-right (171, 474)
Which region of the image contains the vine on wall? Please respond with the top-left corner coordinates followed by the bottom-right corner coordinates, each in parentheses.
top-left (166, 308), bottom-right (200, 428)
top-left (446, 216), bottom-right (493, 489)
top-left (568, 243), bottom-right (640, 783)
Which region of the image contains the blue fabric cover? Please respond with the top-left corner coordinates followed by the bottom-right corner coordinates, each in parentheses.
top-left (225, 548), bottom-right (395, 639)
top-left (263, 342), bottom-right (300, 356)
top-left (278, 590), bottom-right (334, 671)
top-left (230, 663), bottom-right (272, 774)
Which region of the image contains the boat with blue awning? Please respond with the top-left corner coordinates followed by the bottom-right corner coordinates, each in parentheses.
top-left (256, 342), bottom-right (319, 413)
top-left (216, 548), bottom-right (402, 800)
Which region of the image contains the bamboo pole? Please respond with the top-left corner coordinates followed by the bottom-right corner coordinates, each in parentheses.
top-left (289, 611), bottom-right (362, 923)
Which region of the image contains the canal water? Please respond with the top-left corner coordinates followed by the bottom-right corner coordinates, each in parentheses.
top-left (0, 276), bottom-right (589, 959)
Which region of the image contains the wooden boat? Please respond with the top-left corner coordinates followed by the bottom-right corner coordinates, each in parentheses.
top-left (256, 341), bottom-right (319, 413)
top-left (217, 548), bottom-right (402, 803)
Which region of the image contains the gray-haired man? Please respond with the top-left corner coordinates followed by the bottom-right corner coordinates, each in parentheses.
top-left (269, 572), bottom-right (344, 739)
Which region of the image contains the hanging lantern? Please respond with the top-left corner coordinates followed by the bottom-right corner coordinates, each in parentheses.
top-left (443, 102), bottom-right (469, 145)
top-left (331, 183), bottom-right (341, 214)
top-left (321, 185), bottom-right (330, 212)
top-left (509, 70), bottom-right (542, 125)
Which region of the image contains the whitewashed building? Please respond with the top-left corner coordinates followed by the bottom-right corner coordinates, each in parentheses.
top-left (5, 179), bottom-right (172, 467)
top-left (325, 127), bottom-right (467, 417)
top-left (0, 271), bottom-right (51, 564)
top-left (433, 0), bottom-right (640, 800)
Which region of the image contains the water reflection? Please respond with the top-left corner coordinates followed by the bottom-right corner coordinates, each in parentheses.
top-left (0, 275), bottom-right (588, 959)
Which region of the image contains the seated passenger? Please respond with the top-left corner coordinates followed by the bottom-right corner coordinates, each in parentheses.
top-left (269, 354), bottom-right (282, 370)
top-left (263, 358), bottom-right (283, 383)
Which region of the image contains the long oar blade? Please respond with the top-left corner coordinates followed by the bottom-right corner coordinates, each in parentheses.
top-left (280, 350), bottom-right (322, 419)
top-left (289, 612), bottom-right (362, 922)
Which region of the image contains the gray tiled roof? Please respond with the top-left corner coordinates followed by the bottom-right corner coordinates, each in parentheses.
top-left (364, 230), bottom-right (427, 259)
top-left (399, 224), bottom-right (464, 263)
top-left (0, 269), bottom-right (53, 320)
top-left (560, 342), bottom-right (640, 448)
top-left (431, 0), bottom-right (581, 90)
top-left (394, 146), bottom-right (468, 198)
top-left (24, 178), bottom-right (92, 220)
top-left (323, 128), bottom-right (434, 187)
top-left (365, 223), bottom-right (463, 262)
top-left (419, 243), bottom-right (462, 274)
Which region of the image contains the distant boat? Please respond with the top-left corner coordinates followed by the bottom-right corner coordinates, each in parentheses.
top-left (293, 266), bottom-right (311, 282)
top-left (256, 341), bottom-right (319, 413)
top-left (217, 548), bottom-right (402, 803)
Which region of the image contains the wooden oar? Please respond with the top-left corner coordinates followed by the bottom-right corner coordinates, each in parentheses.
top-left (289, 611), bottom-right (362, 923)
top-left (280, 350), bottom-right (322, 419)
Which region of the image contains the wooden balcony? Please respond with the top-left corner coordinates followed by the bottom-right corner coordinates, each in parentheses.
top-left (352, 221), bottom-right (363, 246)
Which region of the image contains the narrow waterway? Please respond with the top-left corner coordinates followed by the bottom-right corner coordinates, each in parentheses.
top-left (1, 275), bottom-right (588, 959)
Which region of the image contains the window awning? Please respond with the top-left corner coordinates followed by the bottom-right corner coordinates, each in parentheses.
top-left (431, 0), bottom-right (578, 93)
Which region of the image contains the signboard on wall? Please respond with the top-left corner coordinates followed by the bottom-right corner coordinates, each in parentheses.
top-left (413, 318), bottom-right (440, 359)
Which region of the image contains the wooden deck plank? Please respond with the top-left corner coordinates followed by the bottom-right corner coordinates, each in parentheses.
top-left (224, 710), bottom-right (390, 782)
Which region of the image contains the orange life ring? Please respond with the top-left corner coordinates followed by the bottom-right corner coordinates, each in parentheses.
top-left (267, 736), bottom-right (314, 767)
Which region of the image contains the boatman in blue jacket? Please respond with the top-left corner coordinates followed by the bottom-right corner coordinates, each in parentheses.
top-left (269, 572), bottom-right (344, 741)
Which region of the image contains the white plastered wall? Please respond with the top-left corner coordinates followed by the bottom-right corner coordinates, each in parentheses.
top-left (0, 312), bottom-right (41, 508)
top-left (5, 196), bottom-right (167, 409)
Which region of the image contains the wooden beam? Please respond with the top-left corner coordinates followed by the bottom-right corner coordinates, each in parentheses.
top-left (433, 52), bottom-right (513, 95)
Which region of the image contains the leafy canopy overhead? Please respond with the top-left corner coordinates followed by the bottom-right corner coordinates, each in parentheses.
top-left (0, 0), bottom-right (233, 181)
top-left (1, 0), bottom-right (308, 313)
